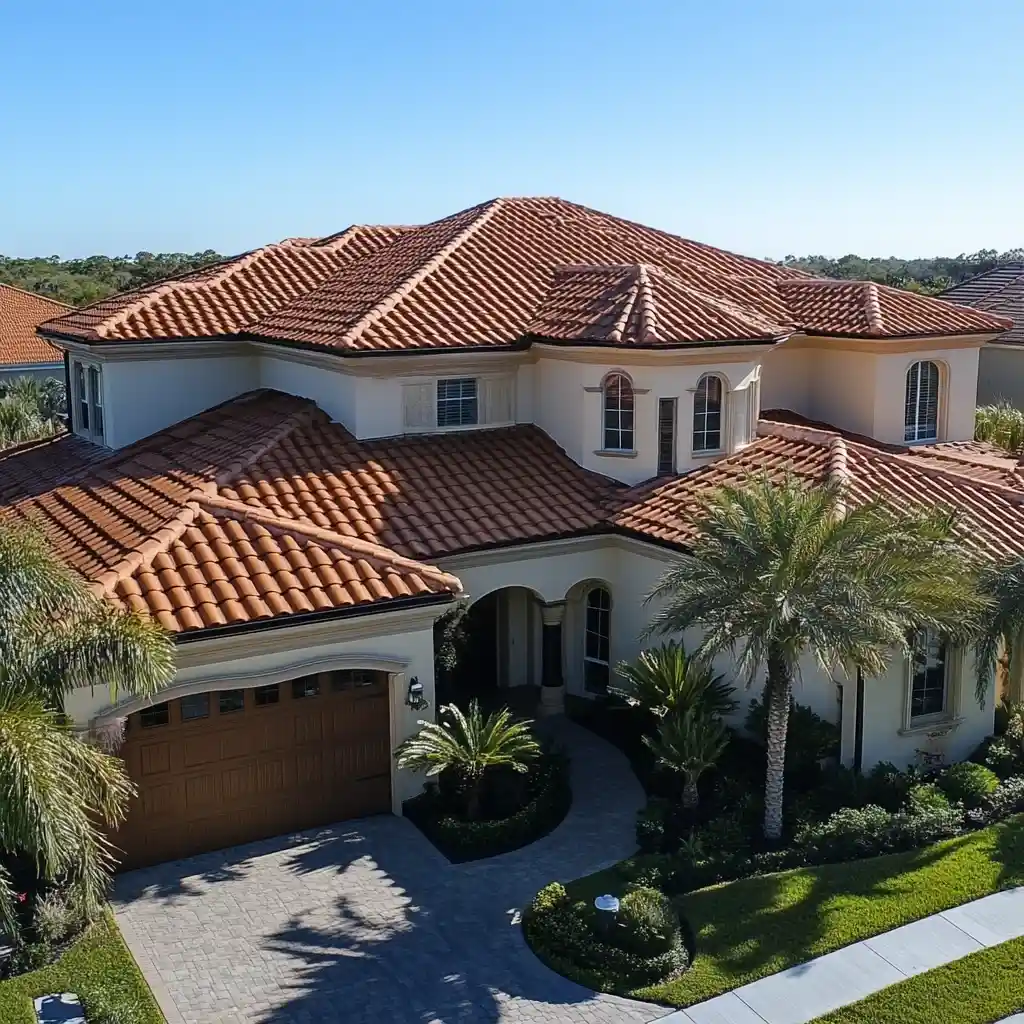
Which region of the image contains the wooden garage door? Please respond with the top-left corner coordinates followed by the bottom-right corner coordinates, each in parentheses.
top-left (115, 669), bottom-right (391, 869)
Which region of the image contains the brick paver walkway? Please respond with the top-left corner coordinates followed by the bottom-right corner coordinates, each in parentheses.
top-left (113, 717), bottom-right (662, 1024)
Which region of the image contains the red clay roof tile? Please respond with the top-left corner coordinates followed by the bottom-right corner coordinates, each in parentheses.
top-left (0, 284), bottom-right (70, 368)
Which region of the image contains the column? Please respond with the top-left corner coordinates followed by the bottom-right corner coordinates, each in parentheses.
top-left (539, 602), bottom-right (566, 716)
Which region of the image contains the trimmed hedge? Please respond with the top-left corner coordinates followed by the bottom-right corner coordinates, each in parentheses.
top-left (404, 749), bottom-right (571, 862)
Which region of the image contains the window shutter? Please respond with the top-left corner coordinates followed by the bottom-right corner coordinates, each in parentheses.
top-left (402, 383), bottom-right (434, 430)
top-left (729, 385), bottom-right (749, 451)
top-left (481, 375), bottom-right (514, 424)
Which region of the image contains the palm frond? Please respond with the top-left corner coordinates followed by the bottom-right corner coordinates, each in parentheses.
top-left (643, 709), bottom-right (728, 776)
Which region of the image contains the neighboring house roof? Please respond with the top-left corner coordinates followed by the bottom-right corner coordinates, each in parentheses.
top-left (4, 388), bottom-right (1024, 637)
top-left (940, 263), bottom-right (1024, 345)
top-left (0, 283), bottom-right (70, 367)
top-left (41, 198), bottom-right (1010, 350)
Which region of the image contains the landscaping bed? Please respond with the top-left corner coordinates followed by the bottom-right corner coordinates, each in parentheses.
top-left (0, 911), bottom-right (163, 1024)
top-left (810, 935), bottom-right (1024, 1024)
top-left (404, 744), bottom-right (571, 862)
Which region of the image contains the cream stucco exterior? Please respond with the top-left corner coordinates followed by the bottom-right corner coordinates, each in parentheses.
top-left (977, 344), bottom-right (1024, 409)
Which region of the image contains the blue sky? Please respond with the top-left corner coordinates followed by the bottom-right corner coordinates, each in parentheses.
top-left (3, 0), bottom-right (1022, 260)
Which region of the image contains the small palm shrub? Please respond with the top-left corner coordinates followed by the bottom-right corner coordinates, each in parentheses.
top-left (395, 701), bottom-right (540, 820)
top-left (611, 641), bottom-right (738, 720)
top-left (643, 710), bottom-right (728, 808)
top-left (937, 762), bottom-right (1000, 809)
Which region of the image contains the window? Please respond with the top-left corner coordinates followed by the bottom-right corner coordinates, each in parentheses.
top-left (437, 377), bottom-right (478, 427)
top-left (603, 373), bottom-right (634, 452)
top-left (180, 693), bottom-right (210, 721)
top-left (73, 360), bottom-right (104, 441)
top-left (657, 398), bottom-right (677, 475)
top-left (331, 669), bottom-right (380, 691)
top-left (693, 374), bottom-right (724, 453)
top-left (218, 689), bottom-right (245, 714)
top-left (139, 704), bottom-right (169, 728)
top-left (910, 628), bottom-right (948, 719)
top-left (905, 361), bottom-right (939, 442)
top-left (253, 684), bottom-right (280, 706)
top-left (291, 676), bottom-right (320, 699)
top-left (584, 587), bottom-right (611, 694)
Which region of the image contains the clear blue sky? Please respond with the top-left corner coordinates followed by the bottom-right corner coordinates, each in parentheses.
top-left (3, 0), bottom-right (1022, 260)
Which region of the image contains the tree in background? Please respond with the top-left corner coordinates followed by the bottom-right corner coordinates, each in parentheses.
top-left (644, 474), bottom-right (984, 841)
top-left (0, 376), bottom-right (66, 450)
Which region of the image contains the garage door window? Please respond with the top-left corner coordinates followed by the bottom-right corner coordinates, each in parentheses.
top-left (139, 704), bottom-right (169, 728)
top-left (331, 670), bottom-right (379, 691)
top-left (254, 684), bottom-right (279, 706)
top-left (218, 690), bottom-right (245, 714)
top-left (292, 676), bottom-right (320, 699)
top-left (180, 693), bottom-right (210, 721)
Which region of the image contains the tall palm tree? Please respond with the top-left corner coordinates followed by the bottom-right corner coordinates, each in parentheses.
top-left (0, 523), bottom-right (174, 940)
top-left (644, 710), bottom-right (728, 809)
top-left (976, 556), bottom-right (1024, 705)
top-left (395, 700), bottom-right (540, 820)
top-left (644, 474), bottom-right (983, 840)
top-left (611, 640), bottom-right (738, 720)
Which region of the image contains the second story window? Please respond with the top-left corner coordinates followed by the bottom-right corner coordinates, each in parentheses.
top-left (73, 360), bottom-right (104, 443)
top-left (657, 398), bottom-right (677, 474)
top-left (905, 360), bottom-right (939, 442)
top-left (693, 374), bottom-right (724, 453)
top-left (603, 373), bottom-right (634, 451)
top-left (437, 377), bottom-right (478, 427)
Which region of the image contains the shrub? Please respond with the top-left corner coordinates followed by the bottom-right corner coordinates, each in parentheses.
top-left (31, 884), bottom-right (89, 945)
top-left (938, 762), bottom-right (1000, 809)
top-left (908, 782), bottom-right (950, 813)
top-left (3, 939), bottom-right (52, 977)
top-left (695, 811), bottom-right (749, 856)
top-left (795, 805), bottom-right (895, 859)
top-left (84, 992), bottom-right (149, 1024)
top-left (616, 886), bottom-right (679, 958)
top-left (974, 735), bottom-right (1024, 780)
top-left (983, 776), bottom-right (1024, 821)
top-left (635, 799), bottom-right (669, 853)
top-left (530, 881), bottom-right (570, 916)
top-left (745, 697), bottom-right (840, 780)
top-left (868, 761), bottom-right (917, 811)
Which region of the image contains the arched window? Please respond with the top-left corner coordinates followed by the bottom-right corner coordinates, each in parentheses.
top-left (584, 587), bottom-right (611, 694)
top-left (905, 361), bottom-right (939, 442)
top-left (693, 374), bottom-right (724, 453)
top-left (603, 373), bottom-right (634, 451)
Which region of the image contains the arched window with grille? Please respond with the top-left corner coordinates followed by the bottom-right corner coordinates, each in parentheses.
top-left (602, 373), bottom-right (635, 451)
top-left (905, 361), bottom-right (940, 442)
top-left (583, 587), bottom-right (611, 694)
top-left (692, 374), bottom-right (724, 453)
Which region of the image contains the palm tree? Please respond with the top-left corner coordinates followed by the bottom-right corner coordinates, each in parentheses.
top-left (0, 523), bottom-right (174, 941)
top-left (976, 556), bottom-right (1024, 705)
top-left (975, 402), bottom-right (1024, 456)
top-left (644, 710), bottom-right (728, 809)
top-left (611, 640), bottom-right (738, 720)
top-left (0, 393), bottom-right (45, 449)
top-left (394, 700), bottom-right (541, 820)
top-left (644, 474), bottom-right (983, 841)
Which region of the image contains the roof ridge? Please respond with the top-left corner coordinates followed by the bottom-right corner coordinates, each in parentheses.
top-left (0, 282), bottom-right (74, 311)
top-left (331, 199), bottom-right (505, 350)
top-left (607, 268), bottom-right (640, 343)
top-left (864, 282), bottom-right (884, 335)
top-left (634, 264), bottom-right (659, 343)
top-left (828, 435), bottom-right (850, 518)
top-left (199, 494), bottom-right (463, 591)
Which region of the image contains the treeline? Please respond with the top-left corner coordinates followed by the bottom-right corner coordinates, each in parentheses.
top-left (0, 251), bottom-right (225, 306)
top-left (778, 249), bottom-right (1024, 296)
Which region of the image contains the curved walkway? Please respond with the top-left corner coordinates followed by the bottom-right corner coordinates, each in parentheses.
top-left (113, 716), bottom-right (663, 1024)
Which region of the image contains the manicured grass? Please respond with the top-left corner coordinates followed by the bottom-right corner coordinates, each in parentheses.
top-left (811, 936), bottom-right (1024, 1023)
top-left (0, 911), bottom-right (164, 1024)
top-left (555, 814), bottom-right (1024, 1008)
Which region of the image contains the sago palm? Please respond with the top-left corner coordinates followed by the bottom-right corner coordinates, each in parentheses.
top-left (611, 640), bottom-right (738, 720)
top-left (645, 474), bottom-right (983, 840)
top-left (644, 710), bottom-right (728, 809)
top-left (394, 700), bottom-right (540, 819)
top-left (0, 522), bottom-right (175, 940)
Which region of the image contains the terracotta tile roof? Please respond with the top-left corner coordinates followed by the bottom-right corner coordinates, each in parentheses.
top-left (613, 420), bottom-right (1024, 560)
top-left (0, 431), bottom-right (112, 505)
top-left (940, 263), bottom-right (1024, 345)
top-left (42, 226), bottom-right (411, 343)
top-left (0, 284), bottom-right (70, 367)
top-left (40, 198), bottom-right (1007, 353)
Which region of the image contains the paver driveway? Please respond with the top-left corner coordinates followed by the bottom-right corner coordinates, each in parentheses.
top-left (113, 718), bottom-right (663, 1024)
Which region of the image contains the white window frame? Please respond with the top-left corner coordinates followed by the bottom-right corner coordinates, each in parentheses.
top-left (583, 587), bottom-right (611, 695)
top-left (602, 373), bottom-right (635, 453)
top-left (901, 627), bottom-right (961, 732)
top-left (904, 360), bottom-right (940, 443)
top-left (436, 377), bottom-right (479, 428)
top-left (692, 373), bottom-right (725, 455)
top-left (72, 358), bottom-right (105, 444)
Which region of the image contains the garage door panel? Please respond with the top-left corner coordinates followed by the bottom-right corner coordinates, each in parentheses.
top-left (116, 672), bottom-right (391, 869)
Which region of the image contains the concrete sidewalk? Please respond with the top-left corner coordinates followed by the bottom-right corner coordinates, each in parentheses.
top-left (652, 886), bottom-right (1024, 1024)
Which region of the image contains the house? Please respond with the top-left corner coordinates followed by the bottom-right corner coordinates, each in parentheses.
top-left (3, 196), bottom-right (1015, 869)
top-left (0, 283), bottom-right (70, 384)
top-left (940, 263), bottom-right (1024, 407)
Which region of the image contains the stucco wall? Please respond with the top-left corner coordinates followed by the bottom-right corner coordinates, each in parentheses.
top-left (977, 345), bottom-right (1024, 409)
top-left (807, 348), bottom-right (877, 436)
top-left (258, 354), bottom-right (357, 428)
top-left (759, 345), bottom-right (811, 414)
top-left (102, 354), bottom-right (258, 448)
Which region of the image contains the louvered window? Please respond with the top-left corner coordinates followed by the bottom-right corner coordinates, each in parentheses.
top-left (693, 374), bottom-right (724, 453)
top-left (657, 398), bottom-right (677, 474)
top-left (904, 361), bottom-right (939, 442)
top-left (603, 373), bottom-right (634, 451)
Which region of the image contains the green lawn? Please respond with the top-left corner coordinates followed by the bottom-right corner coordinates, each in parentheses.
top-left (0, 911), bottom-right (164, 1024)
top-left (556, 813), bottom-right (1024, 1008)
top-left (811, 936), bottom-right (1024, 1024)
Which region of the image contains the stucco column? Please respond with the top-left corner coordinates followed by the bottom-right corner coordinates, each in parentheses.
top-left (539, 602), bottom-right (566, 716)
top-left (1008, 628), bottom-right (1024, 705)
